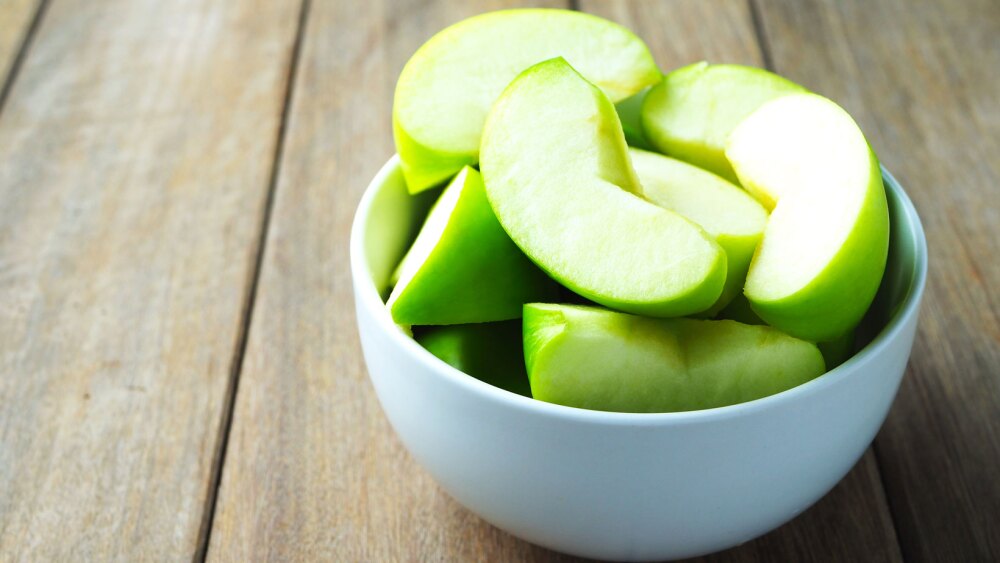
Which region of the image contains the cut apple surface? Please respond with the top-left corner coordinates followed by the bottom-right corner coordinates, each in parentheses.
top-left (629, 148), bottom-right (767, 315)
top-left (727, 93), bottom-right (889, 341)
top-left (524, 303), bottom-right (825, 413)
top-left (394, 9), bottom-right (660, 193)
top-left (387, 167), bottom-right (556, 325)
top-left (480, 58), bottom-right (726, 318)
top-left (415, 321), bottom-right (531, 397)
top-left (641, 62), bottom-right (805, 183)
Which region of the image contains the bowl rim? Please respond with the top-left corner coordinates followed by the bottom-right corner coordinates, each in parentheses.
top-left (350, 155), bottom-right (928, 426)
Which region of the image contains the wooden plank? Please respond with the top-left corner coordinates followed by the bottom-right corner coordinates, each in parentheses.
top-left (0, 0), bottom-right (41, 91)
top-left (0, 0), bottom-right (303, 559)
top-left (755, 0), bottom-right (1000, 559)
top-left (203, 0), bottom-right (594, 560)
top-left (582, 2), bottom-right (902, 562)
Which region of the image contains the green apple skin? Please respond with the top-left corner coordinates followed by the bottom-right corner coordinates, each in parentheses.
top-left (615, 86), bottom-right (657, 150)
top-left (817, 331), bottom-right (855, 369)
top-left (717, 294), bottom-right (763, 325)
top-left (393, 9), bottom-right (661, 193)
top-left (523, 303), bottom-right (825, 413)
top-left (629, 148), bottom-right (767, 316)
top-left (387, 167), bottom-right (557, 325)
top-left (480, 58), bottom-right (726, 318)
top-left (641, 62), bottom-right (806, 183)
top-left (718, 295), bottom-right (855, 368)
top-left (727, 93), bottom-right (889, 342)
top-left (415, 321), bottom-right (531, 397)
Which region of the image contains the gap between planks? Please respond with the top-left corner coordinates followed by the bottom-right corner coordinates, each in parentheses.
top-left (192, 0), bottom-right (313, 561)
top-left (0, 0), bottom-right (49, 119)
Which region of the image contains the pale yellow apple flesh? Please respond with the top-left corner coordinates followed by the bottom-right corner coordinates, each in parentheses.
top-left (394, 9), bottom-right (660, 193)
top-left (727, 93), bottom-right (889, 341)
top-left (480, 58), bottom-right (726, 318)
top-left (629, 148), bottom-right (767, 315)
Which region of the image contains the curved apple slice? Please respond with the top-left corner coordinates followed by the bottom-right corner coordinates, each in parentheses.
top-left (387, 167), bottom-right (557, 325)
top-left (629, 148), bottom-right (767, 315)
top-left (524, 303), bottom-right (825, 413)
top-left (727, 93), bottom-right (889, 341)
top-left (641, 62), bottom-right (805, 183)
top-left (394, 9), bottom-right (661, 193)
top-left (481, 58), bottom-right (725, 318)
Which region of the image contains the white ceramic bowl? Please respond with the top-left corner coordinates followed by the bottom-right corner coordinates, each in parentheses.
top-left (351, 156), bottom-right (927, 561)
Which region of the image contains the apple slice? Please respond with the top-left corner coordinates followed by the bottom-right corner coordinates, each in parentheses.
top-left (641, 62), bottom-right (805, 183)
top-left (524, 303), bottom-right (825, 413)
top-left (629, 148), bottom-right (767, 315)
top-left (415, 321), bottom-right (531, 397)
top-left (387, 166), bottom-right (556, 325)
top-left (394, 9), bottom-right (660, 193)
top-left (480, 58), bottom-right (725, 318)
top-left (718, 295), bottom-right (856, 368)
top-left (727, 93), bottom-right (889, 341)
top-left (615, 87), bottom-right (656, 150)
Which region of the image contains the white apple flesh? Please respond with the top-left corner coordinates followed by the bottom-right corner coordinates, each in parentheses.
top-left (480, 58), bottom-right (726, 318)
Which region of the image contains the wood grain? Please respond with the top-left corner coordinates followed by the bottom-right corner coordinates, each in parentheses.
top-left (583, 2), bottom-right (903, 561)
top-left (0, 0), bottom-right (302, 559)
top-left (205, 1), bottom-right (579, 560)
top-left (755, 0), bottom-right (1000, 559)
top-left (0, 0), bottom-right (41, 91)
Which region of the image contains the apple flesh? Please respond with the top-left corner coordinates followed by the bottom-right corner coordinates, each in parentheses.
top-left (415, 321), bottom-right (531, 397)
top-left (387, 166), bottom-right (556, 325)
top-left (394, 9), bottom-right (660, 193)
top-left (524, 303), bottom-right (825, 413)
top-left (641, 62), bottom-right (805, 183)
top-left (629, 148), bottom-right (767, 315)
top-left (727, 93), bottom-right (889, 341)
top-left (480, 58), bottom-right (726, 317)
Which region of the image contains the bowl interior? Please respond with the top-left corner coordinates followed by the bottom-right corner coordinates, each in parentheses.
top-left (357, 157), bottom-right (926, 384)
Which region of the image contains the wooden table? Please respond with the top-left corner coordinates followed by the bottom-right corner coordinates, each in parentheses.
top-left (0, 0), bottom-right (996, 560)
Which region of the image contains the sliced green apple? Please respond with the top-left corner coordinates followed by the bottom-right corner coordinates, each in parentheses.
top-left (615, 87), bottom-right (656, 150)
top-left (641, 62), bottom-right (806, 183)
top-left (727, 93), bottom-right (889, 341)
top-left (524, 303), bottom-right (825, 413)
top-left (817, 331), bottom-right (855, 369)
top-left (480, 58), bottom-right (725, 318)
top-left (387, 166), bottom-right (556, 325)
top-left (629, 148), bottom-right (767, 315)
top-left (394, 9), bottom-right (660, 193)
top-left (414, 321), bottom-right (531, 397)
top-left (717, 295), bottom-right (856, 368)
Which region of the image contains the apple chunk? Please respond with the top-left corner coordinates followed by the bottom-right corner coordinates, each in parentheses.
top-left (524, 303), bottom-right (825, 413)
top-left (629, 148), bottom-right (767, 315)
top-left (394, 9), bottom-right (660, 193)
top-left (727, 93), bottom-right (889, 341)
top-left (641, 62), bottom-right (805, 183)
top-left (480, 58), bottom-right (725, 318)
top-left (415, 321), bottom-right (531, 397)
top-left (387, 167), bottom-right (556, 325)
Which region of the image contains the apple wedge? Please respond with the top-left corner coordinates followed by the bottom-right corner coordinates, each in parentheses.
top-left (524, 303), bottom-right (825, 413)
top-left (480, 58), bottom-right (726, 318)
top-left (394, 9), bottom-right (660, 193)
top-left (718, 295), bottom-right (856, 368)
top-left (415, 321), bottom-right (531, 397)
top-left (641, 62), bottom-right (805, 183)
top-left (387, 166), bottom-right (556, 325)
top-left (727, 93), bottom-right (889, 341)
top-left (629, 148), bottom-right (767, 315)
